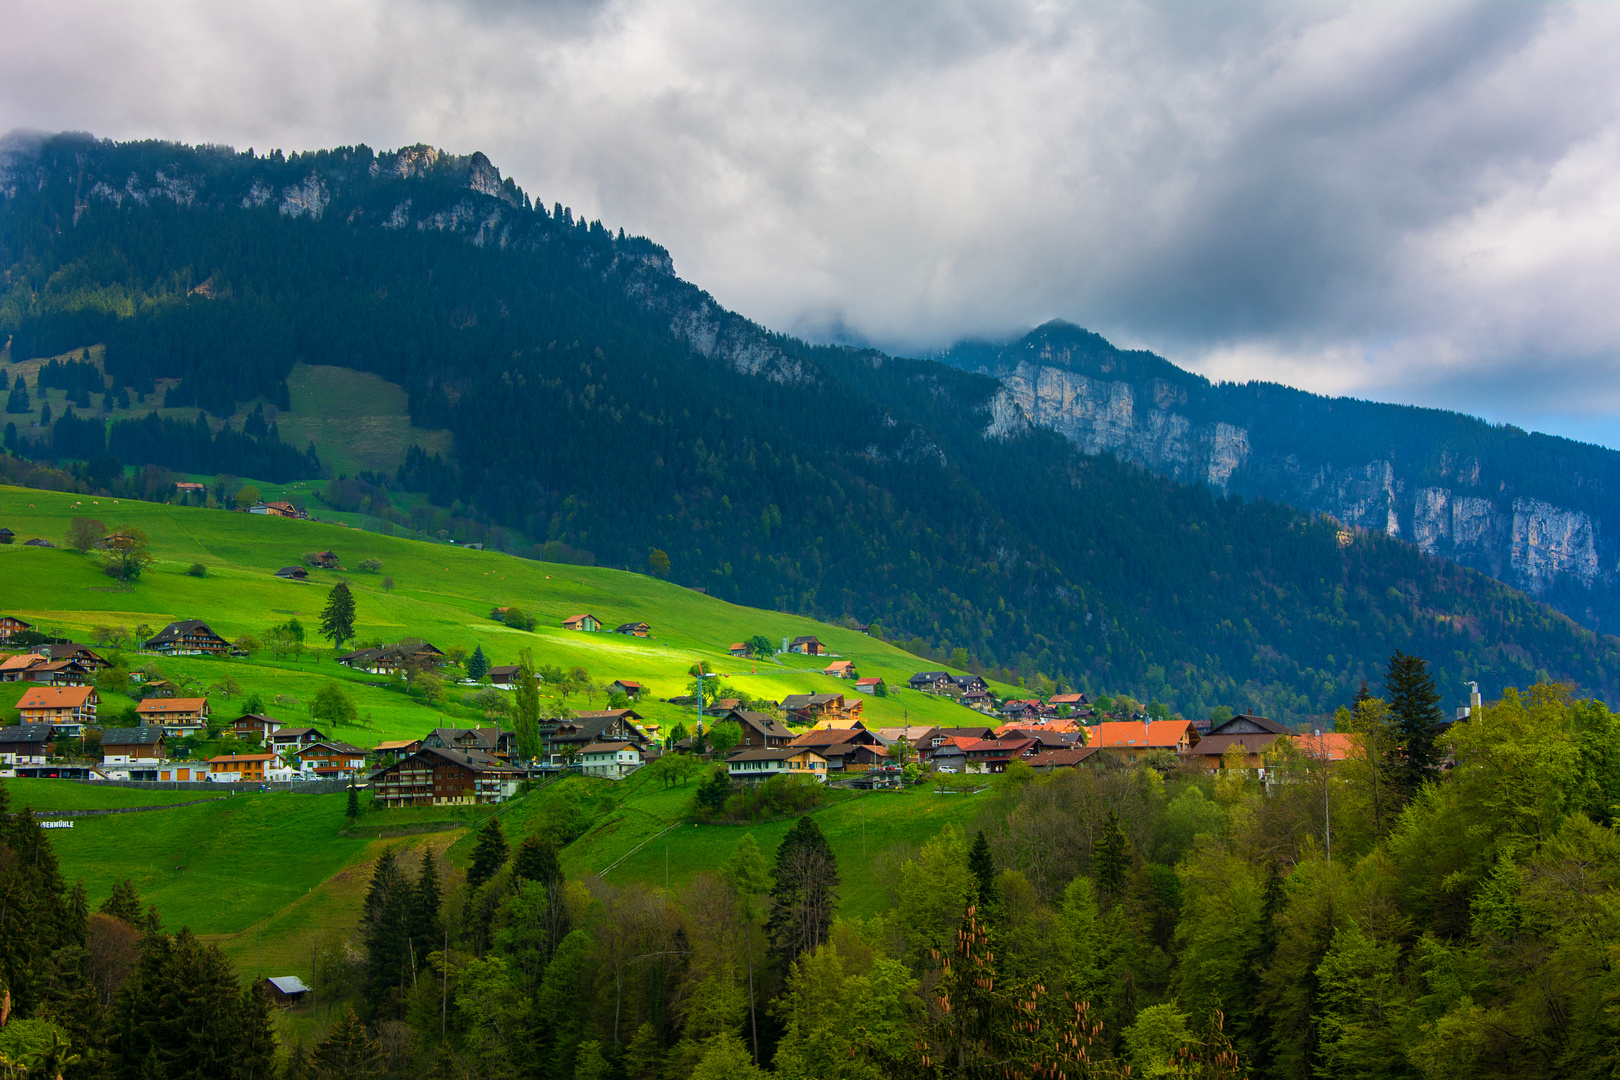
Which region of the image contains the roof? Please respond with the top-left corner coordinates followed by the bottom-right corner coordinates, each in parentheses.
top-left (612, 679), bottom-right (643, 689)
top-left (824, 660), bottom-right (854, 671)
top-left (374, 739), bottom-right (420, 751)
top-left (270, 726), bottom-right (326, 740)
top-left (1192, 732), bottom-right (1285, 757)
top-left (729, 642), bottom-right (747, 650)
top-left (298, 740), bottom-right (367, 756)
top-left (581, 740), bottom-right (641, 755)
top-left (1207, 713), bottom-right (1292, 737)
top-left (0, 724), bottom-right (54, 745)
top-left (728, 746), bottom-right (828, 763)
top-left (206, 753), bottom-right (278, 764)
top-left (614, 622), bottom-right (650, 632)
top-left (855, 676), bottom-right (884, 686)
top-left (1289, 732), bottom-right (1359, 762)
top-left (909, 671), bottom-right (952, 682)
top-left (265, 976), bottom-right (310, 995)
top-left (1029, 747), bottom-right (1103, 768)
top-left (0, 654), bottom-right (44, 672)
top-left (562, 613), bottom-right (598, 624)
top-left (18, 686), bottom-right (95, 709)
top-left (790, 636), bottom-right (823, 645)
top-left (935, 726), bottom-right (996, 740)
top-left (275, 566), bottom-right (307, 576)
top-left (791, 728), bottom-right (867, 747)
top-left (402, 744), bottom-right (524, 775)
top-left (1089, 720), bottom-right (1198, 749)
top-left (101, 726), bottom-right (166, 746)
top-left (871, 726), bottom-right (936, 744)
top-left (781, 693), bottom-right (843, 711)
top-left (146, 620), bottom-right (222, 643)
top-left (727, 709), bottom-right (794, 740)
top-left (137, 698), bottom-right (209, 714)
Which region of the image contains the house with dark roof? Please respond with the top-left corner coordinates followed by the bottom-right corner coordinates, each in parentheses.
top-left (370, 745), bottom-right (525, 806)
top-left (23, 538), bottom-right (54, 548)
top-left (487, 665), bottom-right (520, 686)
top-left (608, 679), bottom-right (644, 698)
top-left (335, 641), bottom-right (445, 674)
top-left (232, 713), bottom-right (285, 741)
top-left (613, 622), bottom-right (651, 638)
top-left (1028, 746), bottom-right (1104, 771)
top-left (101, 726), bottom-right (167, 765)
top-left (269, 726), bottom-right (329, 751)
top-left (275, 566), bottom-right (309, 580)
top-left (718, 708), bottom-right (794, 751)
top-left (543, 710), bottom-right (648, 766)
top-left (908, 671), bottom-right (955, 693)
top-left (787, 636), bottom-right (825, 655)
top-left (144, 620), bottom-right (231, 655)
top-left (0, 616), bottom-right (32, 643)
top-left (0, 724), bottom-right (55, 766)
top-left (1187, 714), bottom-right (1292, 773)
top-left (20, 659), bottom-right (90, 686)
top-left (780, 693), bottom-right (862, 725)
top-left (422, 727), bottom-right (517, 759)
top-left (0, 528), bottom-right (12, 544)
top-left (790, 726), bottom-right (880, 749)
top-left (293, 741), bottom-right (368, 778)
top-left (41, 643), bottom-right (110, 670)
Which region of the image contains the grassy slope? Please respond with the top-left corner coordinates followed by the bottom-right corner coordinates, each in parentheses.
top-left (0, 485), bottom-right (1014, 741)
top-left (5, 778), bottom-right (225, 809)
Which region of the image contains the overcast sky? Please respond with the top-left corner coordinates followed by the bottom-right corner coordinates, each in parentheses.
top-left (5, 0), bottom-right (1620, 444)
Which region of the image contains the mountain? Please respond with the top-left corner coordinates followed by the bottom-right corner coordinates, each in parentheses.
top-left (938, 322), bottom-right (1620, 631)
top-left (2, 131), bottom-right (1617, 721)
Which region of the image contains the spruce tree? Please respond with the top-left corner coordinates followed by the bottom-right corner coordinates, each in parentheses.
top-left (346, 785), bottom-right (360, 823)
top-left (468, 817), bottom-right (509, 891)
top-left (410, 848), bottom-right (443, 963)
top-left (767, 816), bottom-right (839, 963)
top-left (101, 878), bottom-right (144, 926)
top-left (319, 581), bottom-right (357, 651)
top-left (968, 829), bottom-right (998, 911)
top-left (1094, 810), bottom-right (1130, 900)
top-left (311, 1007), bottom-right (383, 1077)
top-left (1385, 650), bottom-right (1444, 798)
top-left (361, 848), bottom-right (413, 1010)
top-left (514, 834), bottom-right (562, 889)
top-left (466, 645), bottom-right (489, 683)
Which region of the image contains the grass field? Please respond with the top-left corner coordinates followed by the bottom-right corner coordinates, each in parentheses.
top-left (5, 778), bottom-right (226, 810)
top-left (0, 485), bottom-right (1014, 742)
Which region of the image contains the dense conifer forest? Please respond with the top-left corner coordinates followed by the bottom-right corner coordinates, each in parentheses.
top-left (2, 134), bottom-right (1618, 720)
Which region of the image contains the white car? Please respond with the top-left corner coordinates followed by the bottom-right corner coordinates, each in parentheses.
top-left (936, 766), bottom-right (958, 774)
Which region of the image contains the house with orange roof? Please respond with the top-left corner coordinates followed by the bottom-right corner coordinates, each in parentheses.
top-left (0, 653), bottom-right (45, 682)
top-left (136, 697), bottom-right (210, 735)
top-left (205, 753), bottom-right (277, 783)
top-left (728, 642), bottom-right (748, 657)
top-left (822, 660), bottom-right (855, 678)
top-left (561, 614), bottom-right (602, 632)
top-left (17, 685), bottom-right (99, 734)
top-left (1089, 719), bottom-right (1200, 766)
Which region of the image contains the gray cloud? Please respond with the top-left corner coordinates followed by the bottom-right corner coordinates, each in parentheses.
top-left (4, 0), bottom-right (1620, 442)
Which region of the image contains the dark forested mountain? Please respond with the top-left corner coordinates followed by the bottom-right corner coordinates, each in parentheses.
top-left (938, 321), bottom-right (1620, 632)
top-left (2, 132), bottom-right (1617, 720)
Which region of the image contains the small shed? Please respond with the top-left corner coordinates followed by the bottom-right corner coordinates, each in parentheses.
top-left (259, 975), bottom-right (310, 1006)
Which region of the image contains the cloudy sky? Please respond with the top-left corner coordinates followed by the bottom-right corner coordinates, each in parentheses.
top-left (5, 0), bottom-right (1620, 444)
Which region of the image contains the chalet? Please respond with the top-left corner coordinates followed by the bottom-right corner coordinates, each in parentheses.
top-left (0, 654), bottom-right (45, 682)
top-left (809, 741), bottom-right (890, 773)
top-left (145, 620), bottom-right (231, 656)
top-left (0, 617), bottom-right (30, 644)
top-left (728, 642), bottom-right (748, 657)
top-left (1028, 747), bottom-right (1104, 771)
top-left (705, 698), bottom-right (741, 717)
top-left (250, 501), bottom-right (303, 519)
top-left (312, 551), bottom-right (341, 569)
top-left (727, 746), bottom-right (829, 784)
top-left (579, 741), bottom-right (644, 779)
top-left (0, 724), bottom-right (54, 766)
top-left (1289, 731), bottom-right (1359, 763)
top-left (607, 680), bottom-right (644, 698)
top-left (853, 677), bottom-right (886, 695)
top-left (41, 643), bottom-right (110, 670)
top-left (258, 976), bottom-right (310, 1007)
top-left (996, 727), bottom-right (1080, 752)
top-left (787, 636), bottom-right (825, 656)
top-left (136, 697), bottom-right (210, 735)
top-left (275, 566), bottom-right (309, 581)
top-left (17, 686), bottom-right (99, 734)
top-left (722, 708), bottom-right (795, 751)
top-left (423, 727), bottom-right (518, 760)
top-left (822, 660), bottom-right (855, 679)
top-left (790, 727), bottom-right (880, 750)
top-left (960, 689), bottom-right (995, 710)
top-left (870, 726), bottom-right (938, 761)
top-left (140, 679), bottom-right (179, 697)
top-left (206, 753), bottom-right (277, 783)
top-left (545, 711), bottom-right (649, 766)
top-left (269, 726), bottom-right (329, 751)
top-left (561, 614), bottom-right (602, 632)
top-left (232, 714), bottom-right (285, 741)
top-left (930, 726), bottom-right (996, 747)
top-left (22, 660), bottom-right (90, 686)
top-left (1089, 720), bottom-right (1201, 766)
top-left (958, 736), bottom-right (1040, 774)
top-left (613, 622), bottom-right (651, 638)
top-left (335, 641), bottom-right (445, 674)
top-left (293, 740), bottom-right (368, 778)
top-left (952, 674), bottom-right (990, 694)
top-left (929, 738), bottom-right (974, 772)
top-left (908, 671), bottom-right (955, 694)
top-left (0, 528), bottom-right (11, 544)
top-left (101, 726), bottom-right (167, 765)
top-left (1049, 693), bottom-right (1090, 709)
top-left (1000, 699), bottom-right (1047, 722)
top-left (1189, 714), bottom-right (1292, 773)
top-left (370, 745), bottom-right (525, 807)
top-left (780, 693), bottom-right (861, 725)
top-left (487, 665), bottom-right (520, 687)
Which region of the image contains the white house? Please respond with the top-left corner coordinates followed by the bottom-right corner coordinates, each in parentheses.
top-left (578, 740), bottom-right (644, 780)
top-left (726, 746), bottom-right (829, 784)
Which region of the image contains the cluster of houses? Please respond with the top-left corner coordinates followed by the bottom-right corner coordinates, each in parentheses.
top-left (561, 613), bottom-right (653, 637)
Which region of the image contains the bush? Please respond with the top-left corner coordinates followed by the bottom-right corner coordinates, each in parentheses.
top-left (715, 775), bottom-right (825, 822)
top-left (358, 557), bottom-right (382, 573)
top-left (186, 563), bottom-right (207, 577)
top-left (311, 683), bottom-right (358, 726)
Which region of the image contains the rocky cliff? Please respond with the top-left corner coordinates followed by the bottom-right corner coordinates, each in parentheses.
top-left (945, 322), bottom-right (1620, 630)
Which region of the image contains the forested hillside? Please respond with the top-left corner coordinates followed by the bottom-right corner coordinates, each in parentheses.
top-left (2, 133), bottom-right (1617, 720)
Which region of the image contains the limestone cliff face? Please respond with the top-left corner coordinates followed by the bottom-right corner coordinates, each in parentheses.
top-left (953, 321), bottom-right (1620, 626)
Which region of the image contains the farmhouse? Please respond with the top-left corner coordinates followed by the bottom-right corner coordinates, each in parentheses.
top-left (613, 622), bottom-right (651, 638)
top-left (822, 660), bottom-right (855, 678)
top-left (790, 726), bottom-right (880, 749)
top-left (907, 671), bottom-right (955, 694)
top-left (17, 685), bottom-right (99, 734)
top-left (312, 551), bottom-right (340, 569)
top-left (293, 741), bottom-right (368, 778)
top-left (275, 566), bottom-right (309, 581)
top-left (0, 616), bottom-right (32, 643)
top-left (787, 636), bottom-right (825, 655)
top-left (607, 679), bottom-right (644, 698)
top-left (854, 677), bottom-right (886, 694)
top-left (206, 753), bottom-right (277, 783)
top-left (269, 727), bottom-right (328, 751)
top-left (136, 697), bottom-right (210, 735)
top-left (486, 665), bottom-right (520, 687)
top-left (0, 654), bottom-right (44, 682)
top-left (579, 741), bottom-right (644, 779)
top-left (780, 693), bottom-right (862, 726)
top-left (726, 746), bottom-right (829, 784)
top-left (41, 643), bottom-right (110, 670)
top-left (720, 708), bottom-right (795, 751)
top-left (1188, 714), bottom-right (1294, 773)
top-left (1089, 720), bottom-right (1201, 766)
top-left (0, 724), bottom-right (54, 766)
top-left (258, 976), bottom-right (310, 1007)
top-left (145, 620), bottom-right (231, 655)
top-left (370, 746), bottom-right (525, 806)
top-left (728, 642), bottom-right (748, 657)
top-left (814, 741), bottom-right (890, 773)
top-left (232, 714), bottom-right (285, 740)
top-left (423, 728), bottom-right (518, 760)
top-left (546, 711), bottom-right (649, 762)
top-left (335, 641), bottom-right (445, 674)
top-left (561, 614), bottom-right (602, 632)
top-left (101, 726), bottom-right (167, 765)
top-left (373, 739), bottom-right (422, 759)
top-left (1028, 747), bottom-right (1104, 771)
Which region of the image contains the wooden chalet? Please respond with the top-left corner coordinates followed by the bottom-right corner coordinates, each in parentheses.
top-left (613, 622), bottom-right (651, 638)
top-left (727, 746), bottom-right (829, 784)
top-left (373, 738), bottom-right (423, 759)
top-left (0, 616), bottom-right (32, 643)
top-left (952, 675), bottom-right (990, 694)
top-left (482, 665), bottom-right (519, 687)
top-left (0, 528), bottom-right (12, 544)
top-left (854, 677), bottom-right (886, 694)
top-left (1028, 746), bottom-right (1104, 771)
top-left (17, 685), bottom-right (99, 733)
top-left (815, 741), bottom-right (890, 773)
top-left (313, 551), bottom-right (341, 569)
top-left (1089, 720), bottom-right (1201, 766)
top-left (370, 745), bottom-right (525, 807)
top-left (0, 654), bottom-right (44, 682)
top-left (561, 613), bottom-right (602, 632)
top-left (722, 708), bottom-right (795, 751)
top-left (1188, 714), bottom-right (1292, 772)
top-left (136, 697), bottom-right (210, 734)
top-left (928, 725), bottom-right (996, 747)
top-left (22, 538), bottom-right (54, 548)
top-left (19, 659), bottom-right (90, 686)
top-left (335, 641), bottom-right (445, 674)
top-left (787, 636), bottom-right (825, 656)
top-left (728, 642), bottom-right (749, 657)
top-left (232, 714), bottom-right (285, 740)
top-left (206, 753), bottom-right (277, 782)
top-left (293, 741), bottom-right (368, 778)
top-left (422, 727), bottom-right (518, 760)
top-left (908, 671), bottom-right (956, 693)
top-left (780, 692), bottom-right (862, 725)
top-left (790, 726), bottom-right (880, 750)
top-left (145, 620), bottom-right (231, 655)
top-left (0, 724), bottom-right (54, 766)
top-left (275, 566), bottom-right (309, 580)
top-left (607, 679), bottom-right (644, 698)
top-left (100, 726), bottom-right (167, 764)
top-left (822, 660), bottom-right (855, 678)
top-left (258, 976), bottom-right (310, 1007)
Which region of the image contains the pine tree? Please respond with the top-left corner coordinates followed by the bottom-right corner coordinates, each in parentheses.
top-left (101, 878), bottom-right (144, 926)
top-left (767, 816), bottom-right (839, 963)
top-left (468, 817), bottom-right (509, 891)
top-left (347, 785), bottom-right (360, 822)
top-left (513, 834), bottom-right (561, 888)
top-left (1385, 651), bottom-right (1444, 798)
top-left (320, 581), bottom-right (357, 651)
top-left (238, 980), bottom-right (278, 1080)
top-left (310, 1007), bottom-right (383, 1077)
top-left (410, 848), bottom-right (443, 964)
top-left (968, 829), bottom-right (998, 911)
top-left (361, 848), bottom-right (413, 1011)
top-left (1094, 810), bottom-right (1130, 901)
top-left (466, 645), bottom-right (489, 683)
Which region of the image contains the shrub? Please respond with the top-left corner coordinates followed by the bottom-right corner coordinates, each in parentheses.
top-left (358, 557), bottom-right (382, 573)
top-left (185, 563), bottom-right (207, 577)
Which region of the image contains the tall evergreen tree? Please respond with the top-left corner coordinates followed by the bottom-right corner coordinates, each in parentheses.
top-left (410, 848), bottom-right (443, 964)
top-left (968, 829), bottom-right (998, 912)
top-left (346, 785), bottom-right (360, 823)
top-left (466, 644), bottom-right (489, 683)
top-left (468, 817), bottom-right (510, 891)
top-left (101, 878), bottom-right (144, 926)
top-left (320, 582), bottom-right (357, 652)
top-left (766, 816), bottom-right (839, 964)
top-left (1094, 810), bottom-right (1130, 901)
top-left (360, 847), bottom-right (413, 1012)
top-left (1385, 650), bottom-right (1444, 798)
top-left (109, 928), bottom-right (259, 1080)
top-left (310, 1007), bottom-right (383, 1078)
